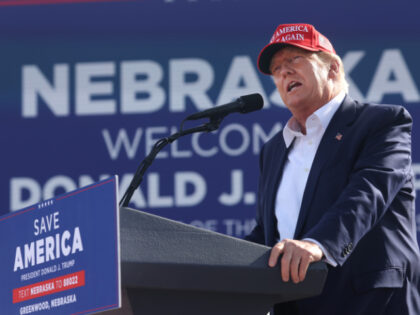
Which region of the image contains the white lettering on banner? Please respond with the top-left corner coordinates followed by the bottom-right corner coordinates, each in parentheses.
top-left (51, 294), bottom-right (77, 308)
top-left (170, 126), bottom-right (193, 158)
top-left (14, 227), bottom-right (83, 272)
top-left (10, 171), bottom-right (208, 211)
top-left (189, 219), bottom-right (218, 232)
top-left (218, 169), bottom-right (256, 206)
top-left (216, 56), bottom-right (270, 107)
top-left (218, 169), bottom-right (244, 206)
top-left (185, 218), bottom-right (256, 238)
top-left (34, 212), bottom-right (60, 236)
top-left (41, 265), bottom-right (57, 276)
top-left (366, 49), bottom-right (420, 102)
top-left (10, 177), bottom-right (41, 210)
top-left (10, 175), bottom-right (100, 210)
top-left (20, 49), bottom-right (420, 118)
top-left (75, 62), bottom-right (116, 115)
top-left (222, 219), bottom-right (256, 237)
top-left (219, 123), bottom-right (250, 156)
top-left (174, 172), bottom-right (206, 207)
top-left (144, 172), bottom-right (207, 208)
top-left (44, 176), bottom-right (77, 201)
top-left (118, 174), bottom-right (147, 208)
top-left (101, 122), bottom-right (282, 160)
top-left (169, 58), bottom-right (214, 112)
top-left (9, 167), bottom-right (256, 211)
top-left (19, 301), bottom-right (50, 314)
top-left (148, 173), bottom-right (173, 207)
top-left (252, 123), bottom-right (282, 154)
top-left (102, 128), bottom-right (143, 160)
top-left (145, 127), bottom-right (169, 159)
top-left (191, 132), bottom-right (218, 157)
top-left (22, 64), bottom-right (69, 118)
top-left (121, 60), bottom-right (165, 113)
top-left (10, 163), bottom-right (420, 215)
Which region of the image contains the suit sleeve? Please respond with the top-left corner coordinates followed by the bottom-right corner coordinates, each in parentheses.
top-left (303, 105), bottom-right (413, 266)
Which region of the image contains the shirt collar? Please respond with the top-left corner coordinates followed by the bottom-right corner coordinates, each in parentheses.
top-left (283, 91), bottom-right (346, 147)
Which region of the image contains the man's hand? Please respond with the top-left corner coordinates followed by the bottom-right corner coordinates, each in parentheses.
top-left (268, 239), bottom-right (323, 283)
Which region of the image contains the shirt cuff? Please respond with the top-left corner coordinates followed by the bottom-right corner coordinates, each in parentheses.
top-left (303, 238), bottom-right (337, 267)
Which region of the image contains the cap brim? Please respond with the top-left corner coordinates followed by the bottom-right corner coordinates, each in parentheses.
top-left (257, 42), bottom-right (320, 75)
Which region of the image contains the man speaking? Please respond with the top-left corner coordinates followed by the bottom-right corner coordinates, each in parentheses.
top-left (245, 23), bottom-right (420, 314)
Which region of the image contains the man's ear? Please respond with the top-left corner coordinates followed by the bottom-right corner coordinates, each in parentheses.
top-left (328, 59), bottom-right (340, 79)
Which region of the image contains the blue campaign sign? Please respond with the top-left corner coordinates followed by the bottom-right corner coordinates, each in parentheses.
top-left (0, 177), bottom-right (120, 315)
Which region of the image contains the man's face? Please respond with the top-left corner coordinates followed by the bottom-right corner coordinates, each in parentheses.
top-left (270, 46), bottom-right (331, 114)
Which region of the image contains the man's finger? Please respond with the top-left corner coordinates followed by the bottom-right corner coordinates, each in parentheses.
top-left (281, 248), bottom-right (292, 282)
top-left (289, 254), bottom-right (301, 283)
top-left (298, 255), bottom-right (310, 282)
top-left (268, 241), bottom-right (284, 267)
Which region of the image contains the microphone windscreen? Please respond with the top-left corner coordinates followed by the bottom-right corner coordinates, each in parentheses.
top-left (239, 93), bottom-right (264, 113)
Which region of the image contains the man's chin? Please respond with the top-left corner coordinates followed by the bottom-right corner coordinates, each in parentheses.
top-left (284, 98), bottom-right (305, 110)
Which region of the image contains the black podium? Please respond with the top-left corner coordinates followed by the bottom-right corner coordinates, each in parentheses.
top-left (108, 207), bottom-right (327, 315)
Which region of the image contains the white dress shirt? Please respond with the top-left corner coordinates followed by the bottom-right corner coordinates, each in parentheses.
top-left (275, 91), bottom-right (346, 266)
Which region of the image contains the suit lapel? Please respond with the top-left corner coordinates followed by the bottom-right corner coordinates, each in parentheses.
top-left (265, 136), bottom-right (295, 246)
top-left (293, 96), bottom-right (358, 238)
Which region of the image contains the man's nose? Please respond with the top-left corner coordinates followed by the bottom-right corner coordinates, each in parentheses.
top-left (280, 63), bottom-right (294, 77)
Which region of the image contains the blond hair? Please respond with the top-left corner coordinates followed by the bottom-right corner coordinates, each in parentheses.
top-left (314, 51), bottom-right (349, 93)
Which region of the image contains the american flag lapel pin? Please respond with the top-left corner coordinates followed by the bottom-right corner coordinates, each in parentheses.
top-left (335, 132), bottom-right (343, 141)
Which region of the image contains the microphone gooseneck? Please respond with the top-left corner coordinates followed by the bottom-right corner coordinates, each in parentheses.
top-left (120, 93), bottom-right (264, 207)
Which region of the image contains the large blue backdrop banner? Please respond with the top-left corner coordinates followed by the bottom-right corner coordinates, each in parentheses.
top-left (0, 0), bottom-right (419, 244)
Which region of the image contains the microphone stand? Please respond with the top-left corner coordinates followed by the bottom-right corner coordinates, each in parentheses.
top-left (119, 116), bottom-right (224, 208)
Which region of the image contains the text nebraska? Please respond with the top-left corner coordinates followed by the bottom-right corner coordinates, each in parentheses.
top-left (51, 294), bottom-right (77, 308)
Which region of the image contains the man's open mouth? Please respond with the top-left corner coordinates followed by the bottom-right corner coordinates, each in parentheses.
top-left (287, 81), bottom-right (302, 92)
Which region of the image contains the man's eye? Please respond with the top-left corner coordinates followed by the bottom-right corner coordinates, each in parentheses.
top-left (271, 65), bottom-right (281, 73)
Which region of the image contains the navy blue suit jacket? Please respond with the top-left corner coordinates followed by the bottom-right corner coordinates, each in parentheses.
top-left (245, 96), bottom-right (420, 314)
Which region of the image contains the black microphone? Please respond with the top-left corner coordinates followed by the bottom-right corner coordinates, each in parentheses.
top-left (185, 93), bottom-right (264, 121)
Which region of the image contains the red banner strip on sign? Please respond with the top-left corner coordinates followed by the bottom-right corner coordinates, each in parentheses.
top-left (13, 270), bottom-right (85, 303)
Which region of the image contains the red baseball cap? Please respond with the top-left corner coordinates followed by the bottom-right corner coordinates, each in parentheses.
top-left (257, 23), bottom-right (336, 75)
